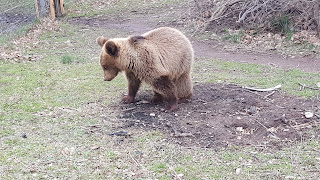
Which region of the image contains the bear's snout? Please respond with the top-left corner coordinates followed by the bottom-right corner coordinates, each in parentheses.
top-left (104, 77), bottom-right (114, 81)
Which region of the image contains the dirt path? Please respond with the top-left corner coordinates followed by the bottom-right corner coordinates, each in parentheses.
top-left (69, 17), bottom-right (320, 73)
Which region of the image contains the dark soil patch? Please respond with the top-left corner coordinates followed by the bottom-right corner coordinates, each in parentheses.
top-left (112, 83), bottom-right (320, 149)
top-left (0, 13), bottom-right (35, 35)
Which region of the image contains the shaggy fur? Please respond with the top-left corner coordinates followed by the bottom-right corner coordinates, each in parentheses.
top-left (97, 27), bottom-right (194, 111)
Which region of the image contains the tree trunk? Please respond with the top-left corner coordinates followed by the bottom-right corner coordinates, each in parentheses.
top-left (54, 0), bottom-right (62, 17)
top-left (35, 0), bottom-right (48, 18)
top-left (314, 1), bottom-right (320, 38)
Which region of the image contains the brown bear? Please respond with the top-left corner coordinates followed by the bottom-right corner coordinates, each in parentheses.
top-left (96, 27), bottom-right (193, 111)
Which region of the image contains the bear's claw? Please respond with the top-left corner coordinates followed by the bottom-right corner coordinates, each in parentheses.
top-left (122, 95), bottom-right (134, 103)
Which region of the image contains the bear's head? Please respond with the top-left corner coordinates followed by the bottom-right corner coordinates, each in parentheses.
top-left (97, 36), bottom-right (120, 81)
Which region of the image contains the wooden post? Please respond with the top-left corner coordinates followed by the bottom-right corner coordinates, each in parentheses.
top-left (60, 0), bottom-right (65, 15)
top-left (54, 0), bottom-right (61, 17)
top-left (34, 0), bottom-right (40, 19)
top-left (49, 0), bottom-right (55, 20)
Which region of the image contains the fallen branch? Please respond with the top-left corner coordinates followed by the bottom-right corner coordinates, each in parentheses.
top-left (192, 0), bottom-right (320, 36)
top-left (237, 0), bottom-right (269, 23)
top-left (254, 119), bottom-right (280, 139)
top-left (264, 91), bottom-right (276, 98)
top-left (244, 84), bottom-right (282, 92)
top-left (298, 82), bottom-right (320, 90)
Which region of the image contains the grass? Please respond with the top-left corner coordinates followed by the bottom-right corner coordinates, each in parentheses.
top-left (193, 58), bottom-right (320, 98)
top-left (0, 22), bottom-right (35, 45)
top-left (65, 0), bottom-right (183, 18)
top-left (0, 0), bottom-right (38, 45)
top-left (1, 0), bottom-right (320, 179)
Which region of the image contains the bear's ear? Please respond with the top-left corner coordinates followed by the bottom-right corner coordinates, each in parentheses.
top-left (105, 41), bottom-right (118, 56)
top-left (129, 35), bottom-right (145, 45)
top-left (97, 36), bottom-right (108, 47)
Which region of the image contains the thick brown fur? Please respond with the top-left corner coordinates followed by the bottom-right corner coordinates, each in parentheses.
top-left (97, 27), bottom-right (194, 111)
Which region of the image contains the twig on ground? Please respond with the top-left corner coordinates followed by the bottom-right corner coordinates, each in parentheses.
top-left (254, 119), bottom-right (280, 139)
top-left (122, 107), bottom-right (136, 112)
top-left (264, 91), bottom-right (276, 98)
top-left (298, 82), bottom-right (320, 90)
top-left (128, 151), bottom-right (148, 172)
top-left (168, 164), bottom-right (183, 180)
top-left (244, 84), bottom-right (281, 92)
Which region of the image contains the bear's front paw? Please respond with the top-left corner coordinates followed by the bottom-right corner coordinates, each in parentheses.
top-left (122, 95), bottom-right (134, 103)
top-left (165, 102), bottom-right (178, 112)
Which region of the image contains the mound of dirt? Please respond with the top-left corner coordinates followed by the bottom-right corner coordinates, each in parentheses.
top-left (112, 83), bottom-right (320, 149)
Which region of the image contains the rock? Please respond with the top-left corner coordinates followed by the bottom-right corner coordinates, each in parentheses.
top-left (268, 127), bottom-right (277, 133)
top-left (175, 132), bottom-right (193, 137)
top-left (281, 114), bottom-right (288, 123)
top-left (21, 133), bottom-right (27, 138)
top-left (305, 112), bottom-right (314, 118)
top-left (150, 113), bottom-right (156, 117)
top-left (236, 168), bottom-right (242, 175)
top-left (236, 127), bottom-right (244, 132)
top-left (109, 131), bottom-right (129, 137)
top-left (248, 106), bottom-right (256, 115)
top-left (90, 146), bottom-right (100, 150)
top-left (141, 100), bottom-right (149, 104)
top-left (177, 174), bottom-right (184, 178)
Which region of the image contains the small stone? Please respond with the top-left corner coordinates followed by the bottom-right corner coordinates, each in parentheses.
top-left (177, 174), bottom-right (184, 178)
top-left (174, 114), bottom-right (178, 117)
top-left (236, 127), bottom-right (244, 132)
top-left (236, 116), bottom-right (241, 120)
top-left (90, 146), bottom-right (100, 150)
top-left (316, 82), bottom-right (320, 88)
top-left (22, 133), bottom-right (27, 138)
top-left (175, 132), bottom-right (193, 137)
top-left (141, 100), bottom-right (149, 104)
top-left (150, 113), bottom-right (156, 117)
top-left (109, 131), bottom-right (129, 137)
top-left (248, 106), bottom-right (256, 115)
top-left (281, 114), bottom-right (288, 123)
top-left (305, 112), bottom-right (313, 119)
top-left (236, 168), bottom-right (241, 175)
top-left (268, 127), bottom-right (277, 133)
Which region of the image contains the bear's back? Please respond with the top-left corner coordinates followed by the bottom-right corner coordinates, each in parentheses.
top-left (141, 27), bottom-right (193, 78)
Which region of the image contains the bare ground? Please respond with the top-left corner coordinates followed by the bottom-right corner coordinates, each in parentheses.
top-left (0, 12), bottom-right (35, 35)
top-left (102, 83), bottom-right (319, 149)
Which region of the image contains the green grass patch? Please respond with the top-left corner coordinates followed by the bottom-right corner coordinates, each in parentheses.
top-left (0, 23), bottom-right (35, 45)
top-left (60, 55), bottom-right (73, 64)
top-left (66, 0), bottom-right (183, 18)
top-left (194, 58), bottom-right (320, 98)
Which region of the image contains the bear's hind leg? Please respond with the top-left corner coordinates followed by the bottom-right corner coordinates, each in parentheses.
top-left (122, 72), bottom-right (141, 103)
top-left (152, 76), bottom-right (178, 111)
top-left (175, 73), bottom-right (192, 103)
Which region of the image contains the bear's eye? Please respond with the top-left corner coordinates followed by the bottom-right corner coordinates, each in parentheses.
top-left (103, 66), bottom-right (108, 70)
